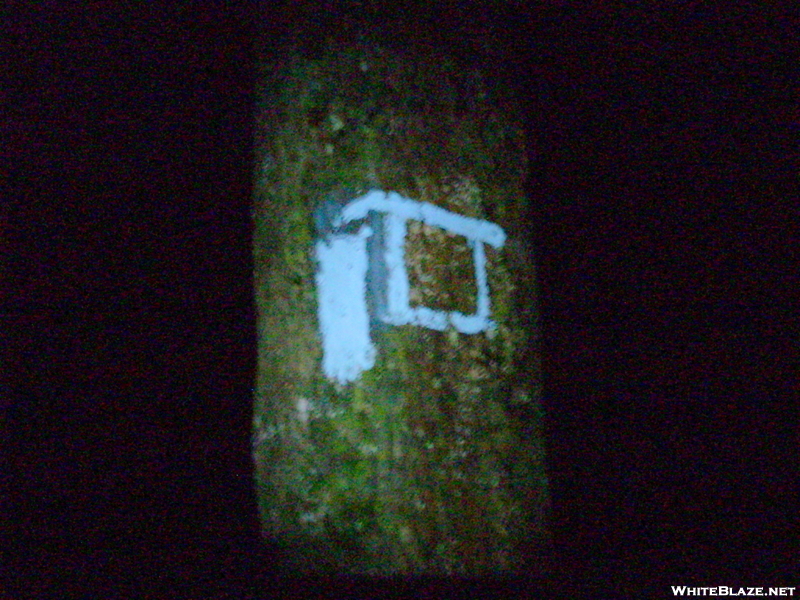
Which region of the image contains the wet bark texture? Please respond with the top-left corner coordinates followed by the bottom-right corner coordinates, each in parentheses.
top-left (253, 26), bottom-right (548, 575)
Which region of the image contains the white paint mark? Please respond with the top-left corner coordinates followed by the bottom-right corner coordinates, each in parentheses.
top-left (315, 225), bottom-right (376, 384)
top-left (296, 396), bottom-right (310, 427)
top-left (314, 189), bottom-right (506, 384)
top-left (336, 189), bottom-right (505, 248)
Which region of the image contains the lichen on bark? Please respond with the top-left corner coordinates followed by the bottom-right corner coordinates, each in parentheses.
top-left (253, 28), bottom-right (547, 575)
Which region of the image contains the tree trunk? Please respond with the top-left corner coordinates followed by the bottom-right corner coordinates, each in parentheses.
top-left (253, 23), bottom-right (548, 575)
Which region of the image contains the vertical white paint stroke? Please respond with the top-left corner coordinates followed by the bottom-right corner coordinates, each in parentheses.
top-left (381, 212), bottom-right (413, 327)
top-left (314, 225), bottom-right (376, 384)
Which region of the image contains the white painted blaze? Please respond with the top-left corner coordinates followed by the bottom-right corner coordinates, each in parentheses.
top-left (314, 225), bottom-right (376, 384)
top-left (315, 189), bottom-right (506, 384)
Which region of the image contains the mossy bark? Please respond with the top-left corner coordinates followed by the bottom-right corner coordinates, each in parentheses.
top-left (253, 31), bottom-right (548, 575)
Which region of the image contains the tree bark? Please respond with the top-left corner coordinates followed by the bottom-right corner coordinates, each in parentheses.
top-left (253, 22), bottom-right (548, 575)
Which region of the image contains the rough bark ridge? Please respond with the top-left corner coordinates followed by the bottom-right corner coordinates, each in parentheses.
top-left (253, 28), bottom-right (548, 575)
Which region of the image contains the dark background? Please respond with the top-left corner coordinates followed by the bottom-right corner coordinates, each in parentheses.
top-left (5, 2), bottom-right (795, 597)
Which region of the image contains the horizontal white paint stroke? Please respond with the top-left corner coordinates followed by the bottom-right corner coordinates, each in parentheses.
top-left (335, 189), bottom-right (506, 248)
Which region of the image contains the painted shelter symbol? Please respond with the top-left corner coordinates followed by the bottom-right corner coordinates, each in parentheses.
top-left (315, 189), bottom-right (506, 384)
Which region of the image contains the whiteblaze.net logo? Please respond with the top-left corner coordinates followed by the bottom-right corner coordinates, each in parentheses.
top-left (671, 587), bottom-right (796, 597)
